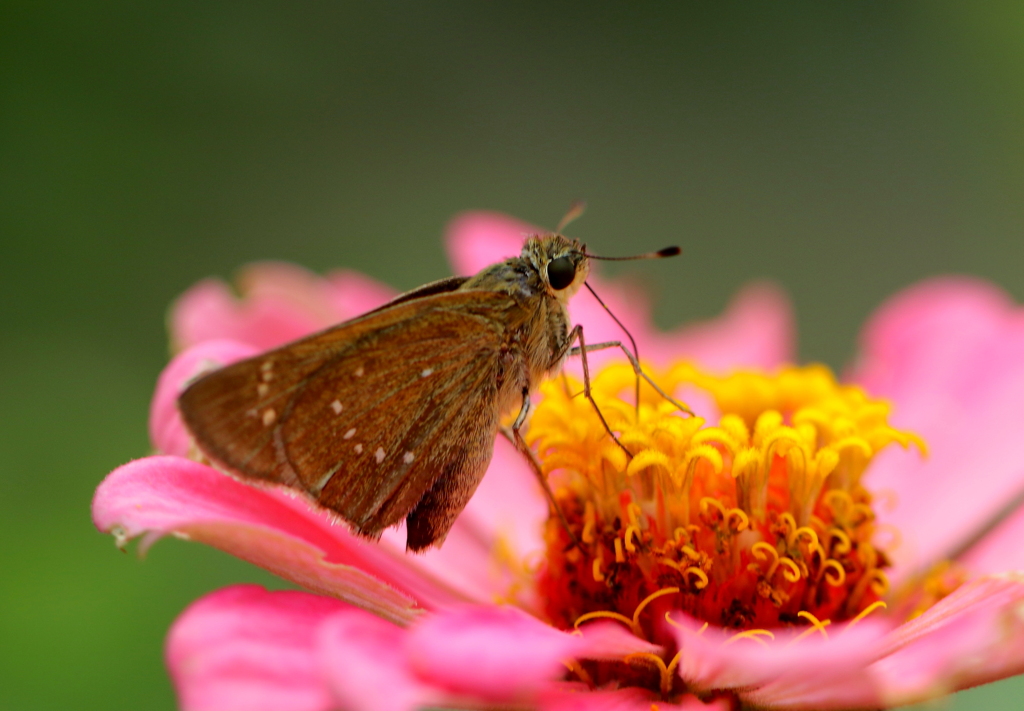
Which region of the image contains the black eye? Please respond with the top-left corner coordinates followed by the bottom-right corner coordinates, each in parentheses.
top-left (547, 256), bottom-right (576, 290)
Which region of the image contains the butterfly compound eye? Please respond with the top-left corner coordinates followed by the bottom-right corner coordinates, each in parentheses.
top-left (547, 256), bottom-right (576, 290)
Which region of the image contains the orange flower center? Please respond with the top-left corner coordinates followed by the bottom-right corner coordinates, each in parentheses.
top-left (527, 362), bottom-right (925, 658)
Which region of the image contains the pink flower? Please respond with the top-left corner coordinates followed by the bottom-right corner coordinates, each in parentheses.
top-left (93, 212), bottom-right (1024, 710)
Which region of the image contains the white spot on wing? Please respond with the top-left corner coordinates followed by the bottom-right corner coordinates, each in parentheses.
top-left (257, 383), bottom-right (269, 397)
top-left (331, 400), bottom-right (343, 414)
top-left (403, 451), bottom-right (414, 464)
top-left (261, 361), bottom-right (273, 372)
top-left (262, 371), bottom-right (273, 382)
top-left (421, 368), bottom-right (433, 378)
top-left (375, 447), bottom-right (385, 463)
top-left (262, 408), bottom-right (276, 426)
top-left (355, 366), bottom-right (364, 377)
top-left (343, 428), bottom-right (356, 439)
top-left (354, 444), bottom-right (363, 454)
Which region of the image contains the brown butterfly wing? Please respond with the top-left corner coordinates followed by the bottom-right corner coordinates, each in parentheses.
top-left (178, 290), bottom-right (518, 550)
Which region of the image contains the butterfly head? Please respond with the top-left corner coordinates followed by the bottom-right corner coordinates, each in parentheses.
top-left (522, 233), bottom-right (590, 303)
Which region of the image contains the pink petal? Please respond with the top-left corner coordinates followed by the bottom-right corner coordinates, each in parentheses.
top-left (648, 281), bottom-right (795, 372)
top-left (446, 211), bottom-right (538, 275)
top-left (540, 687), bottom-right (729, 711)
top-left (92, 455), bottom-right (477, 621)
top-left (323, 268), bottom-right (397, 317)
top-left (747, 574), bottom-right (1024, 709)
top-left (169, 262), bottom-right (396, 352)
top-left (404, 605), bottom-right (660, 702)
top-left (960, 503), bottom-right (1024, 575)
top-left (149, 340), bottom-right (259, 456)
top-left (672, 613), bottom-right (887, 694)
top-left (317, 608), bottom-right (440, 711)
top-left (167, 584), bottom-right (341, 711)
top-left (852, 278), bottom-right (1024, 578)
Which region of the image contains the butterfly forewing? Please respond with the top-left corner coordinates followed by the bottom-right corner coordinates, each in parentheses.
top-left (179, 290), bottom-right (516, 548)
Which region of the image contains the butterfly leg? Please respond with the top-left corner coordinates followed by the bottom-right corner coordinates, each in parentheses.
top-left (561, 325), bottom-right (635, 460)
top-left (567, 338), bottom-right (693, 417)
top-left (501, 410), bottom-right (580, 551)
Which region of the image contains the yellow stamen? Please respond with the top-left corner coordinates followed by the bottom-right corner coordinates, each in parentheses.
top-left (727, 507), bottom-right (750, 532)
top-left (574, 610), bottom-right (637, 636)
top-left (825, 527), bottom-right (852, 556)
top-left (632, 587), bottom-right (680, 630)
top-left (821, 559), bottom-right (847, 586)
top-left (683, 567), bottom-right (709, 590)
top-left (624, 653), bottom-right (675, 697)
top-left (792, 526), bottom-right (819, 551)
top-left (751, 541), bottom-right (781, 579)
top-left (725, 629), bottom-right (775, 647)
top-left (665, 650), bottom-right (683, 681)
top-left (778, 557), bottom-right (802, 583)
top-left (582, 501), bottom-right (596, 544)
top-left (843, 600), bottom-right (888, 633)
top-left (679, 545), bottom-right (700, 561)
top-left (789, 611), bottom-right (831, 644)
top-left (562, 659), bottom-right (594, 686)
top-left (624, 525), bottom-right (640, 552)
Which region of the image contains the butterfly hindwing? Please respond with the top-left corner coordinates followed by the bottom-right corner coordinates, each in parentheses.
top-left (178, 290), bottom-right (518, 548)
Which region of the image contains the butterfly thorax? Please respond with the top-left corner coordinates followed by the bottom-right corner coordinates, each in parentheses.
top-left (457, 234), bottom-right (590, 399)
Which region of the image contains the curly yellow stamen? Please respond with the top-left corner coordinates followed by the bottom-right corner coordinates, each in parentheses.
top-left (679, 545), bottom-right (701, 561)
top-left (778, 557), bottom-right (802, 583)
top-left (581, 501), bottom-right (596, 544)
top-left (672, 527), bottom-right (690, 545)
top-left (778, 513), bottom-right (798, 543)
top-left (725, 629), bottom-right (775, 647)
top-left (843, 600), bottom-right (888, 632)
top-left (624, 653), bottom-right (675, 697)
top-left (824, 527), bottom-right (852, 556)
top-left (574, 610), bottom-right (638, 636)
top-left (627, 502), bottom-right (643, 527)
top-left (727, 507), bottom-right (750, 532)
top-left (792, 526), bottom-right (819, 551)
top-left (624, 525), bottom-right (640, 552)
top-left (700, 496), bottom-right (727, 522)
top-left (683, 567), bottom-right (709, 590)
top-left (821, 559), bottom-right (846, 586)
top-left (632, 587), bottom-right (680, 630)
top-left (752, 541), bottom-right (781, 579)
top-left (789, 611), bottom-right (831, 644)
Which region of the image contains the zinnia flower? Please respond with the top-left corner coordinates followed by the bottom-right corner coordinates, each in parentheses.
top-left (93, 212), bottom-right (1024, 710)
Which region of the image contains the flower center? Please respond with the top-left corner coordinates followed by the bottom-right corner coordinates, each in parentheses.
top-left (529, 362), bottom-right (925, 650)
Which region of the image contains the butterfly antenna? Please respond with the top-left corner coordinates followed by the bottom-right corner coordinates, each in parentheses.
top-left (556, 200), bottom-right (587, 233)
top-left (586, 245), bottom-right (681, 261)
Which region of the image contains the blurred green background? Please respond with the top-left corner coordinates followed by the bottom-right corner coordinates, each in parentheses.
top-left (3, 2), bottom-right (1024, 709)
